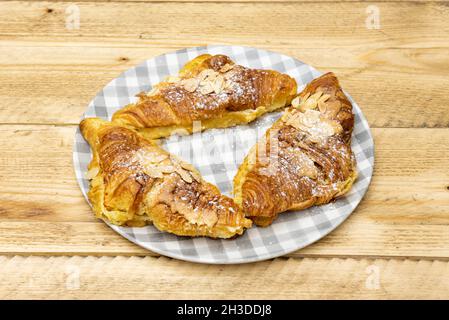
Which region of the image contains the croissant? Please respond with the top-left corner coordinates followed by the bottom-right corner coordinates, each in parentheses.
top-left (233, 73), bottom-right (357, 227)
top-left (112, 54), bottom-right (297, 139)
top-left (80, 117), bottom-right (252, 238)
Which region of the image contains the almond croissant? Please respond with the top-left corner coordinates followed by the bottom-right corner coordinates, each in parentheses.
top-left (233, 73), bottom-right (357, 227)
top-left (80, 118), bottom-right (252, 238)
top-left (112, 54), bottom-right (297, 139)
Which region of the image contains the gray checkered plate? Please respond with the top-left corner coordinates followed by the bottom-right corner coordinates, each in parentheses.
top-left (73, 45), bottom-right (374, 264)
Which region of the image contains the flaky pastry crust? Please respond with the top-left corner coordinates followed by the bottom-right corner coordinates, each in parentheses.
top-left (233, 73), bottom-right (357, 226)
top-left (112, 54), bottom-right (297, 139)
top-left (80, 118), bottom-right (252, 238)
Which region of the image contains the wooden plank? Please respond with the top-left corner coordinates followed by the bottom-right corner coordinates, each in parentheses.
top-left (0, 2), bottom-right (448, 127)
top-left (6, 0), bottom-right (442, 3)
top-left (0, 125), bottom-right (448, 258)
top-left (2, 2), bottom-right (447, 43)
top-left (1, 255), bottom-right (449, 299)
top-left (1, 44), bottom-right (449, 128)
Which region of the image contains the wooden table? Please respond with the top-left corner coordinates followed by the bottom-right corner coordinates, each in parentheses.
top-left (0, 0), bottom-right (448, 299)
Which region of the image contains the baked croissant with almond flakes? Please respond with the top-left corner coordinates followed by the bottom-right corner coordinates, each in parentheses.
top-left (233, 73), bottom-right (357, 227)
top-left (80, 117), bottom-right (252, 238)
top-left (112, 54), bottom-right (297, 139)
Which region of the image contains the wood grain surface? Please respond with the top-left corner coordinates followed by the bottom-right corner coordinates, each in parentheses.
top-left (2, 256), bottom-right (449, 299)
top-left (0, 0), bottom-right (448, 299)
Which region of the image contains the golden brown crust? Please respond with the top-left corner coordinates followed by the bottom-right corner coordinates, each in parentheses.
top-left (233, 73), bottom-right (358, 227)
top-left (112, 54), bottom-right (297, 139)
top-left (80, 117), bottom-right (252, 238)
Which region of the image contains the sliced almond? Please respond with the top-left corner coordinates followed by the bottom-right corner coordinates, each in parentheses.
top-left (288, 109), bottom-right (342, 142)
top-left (316, 94), bottom-right (331, 112)
top-left (159, 165), bottom-right (175, 174)
top-left (144, 166), bottom-right (164, 179)
top-left (199, 82), bottom-right (214, 95)
top-left (212, 75), bottom-right (225, 94)
top-left (177, 167), bottom-right (193, 183)
top-left (285, 113), bottom-right (302, 129)
top-left (198, 69), bottom-right (218, 82)
top-left (318, 100), bottom-right (327, 114)
top-left (320, 99), bottom-right (340, 118)
top-left (310, 91), bottom-right (324, 101)
top-left (302, 98), bottom-right (317, 111)
top-left (179, 162), bottom-right (202, 183)
top-left (219, 63), bottom-right (234, 73)
top-left (291, 96), bottom-right (301, 108)
top-left (151, 153), bottom-right (169, 163)
top-left (181, 78), bottom-right (199, 92)
top-left (134, 149), bottom-right (168, 164)
top-left (299, 92), bottom-right (322, 111)
top-left (318, 93), bottom-right (331, 103)
top-left (301, 92), bottom-right (311, 100)
top-left (190, 171), bottom-right (201, 183)
top-left (179, 161), bottom-right (195, 172)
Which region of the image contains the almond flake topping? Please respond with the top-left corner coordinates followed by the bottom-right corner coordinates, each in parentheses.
top-left (179, 162), bottom-right (195, 171)
top-left (159, 165), bottom-right (175, 174)
top-left (199, 81), bottom-right (214, 95)
top-left (181, 78), bottom-right (199, 92)
top-left (134, 149), bottom-right (168, 164)
top-left (176, 166), bottom-right (193, 184)
top-left (174, 68), bottom-right (235, 96)
top-left (291, 96), bottom-right (301, 108)
top-left (151, 153), bottom-right (169, 163)
top-left (286, 109), bottom-right (343, 143)
top-left (132, 146), bottom-right (201, 184)
top-left (179, 162), bottom-right (201, 182)
top-left (190, 171), bottom-right (201, 183)
top-left (298, 91), bottom-right (331, 112)
top-left (212, 75), bottom-right (225, 94)
top-left (143, 166), bottom-right (164, 179)
top-left (198, 69), bottom-right (218, 82)
top-left (219, 63), bottom-right (234, 73)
